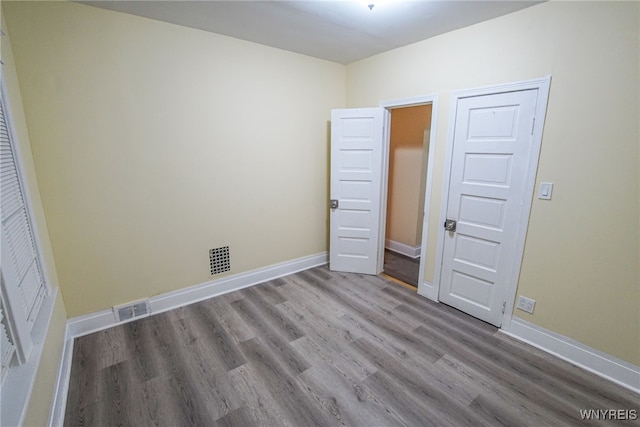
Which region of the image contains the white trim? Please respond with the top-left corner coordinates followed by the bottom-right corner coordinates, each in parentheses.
top-left (417, 98), bottom-right (438, 301)
top-left (379, 94), bottom-right (439, 302)
top-left (67, 252), bottom-right (328, 338)
top-left (385, 239), bottom-right (420, 259)
top-left (66, 308), bottom-right (115, 338)
top-left (501, 317), bottom-right (640, 394)
top-left (433, 76), bottom-right (552, 324)
top-left (380, 95), bottom-right (436, 109)
top-left (416, 280), bottom-right (436, 301)
top-left (0, 288), bottom-right (58, 427)
top-left (48, 329), bottom-right (74, 427)
top-left (376, 108), bottom-right (391, 274)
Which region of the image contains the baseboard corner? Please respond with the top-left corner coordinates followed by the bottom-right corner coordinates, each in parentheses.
top-left (501, 317), bottom-right (640, 394)
top-left (385, 239), bottom-right (421, 259)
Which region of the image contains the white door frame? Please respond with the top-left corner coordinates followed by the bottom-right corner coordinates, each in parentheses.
top-left (379, 94), bottom-right (439, 297)
top-left (433, 76), bottom-right (551, 329)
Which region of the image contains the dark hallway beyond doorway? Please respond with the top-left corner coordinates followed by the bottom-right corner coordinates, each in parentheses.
top-left (383, 249), bottom-right (419, 288)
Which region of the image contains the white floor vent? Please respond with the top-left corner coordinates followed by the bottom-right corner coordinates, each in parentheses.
top-left (113, 299), bottom-right (150, 323)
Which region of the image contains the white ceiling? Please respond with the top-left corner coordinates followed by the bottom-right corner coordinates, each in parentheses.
top-left (80, 0), bottom-right (542, 64)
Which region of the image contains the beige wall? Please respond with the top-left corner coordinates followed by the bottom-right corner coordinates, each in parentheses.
top-left (386, 105), bottom-right (431, 248)
top-left (4, 1), bottom-right (346, 317)
top-left (2, 9), bottom-right (68, 425)
top-left (347, 1), bottom-right (639, 365)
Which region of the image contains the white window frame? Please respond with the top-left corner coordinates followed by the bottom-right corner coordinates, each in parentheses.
top-left (1, 65), bottom-right (58, 427)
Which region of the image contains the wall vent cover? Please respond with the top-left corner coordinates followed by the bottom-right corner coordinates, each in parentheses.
top-left (113, 299), bottom-right (150, 323)
top-left (210, 246), bottom-right (230, 275)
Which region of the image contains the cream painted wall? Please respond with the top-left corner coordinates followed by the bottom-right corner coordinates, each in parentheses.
top-left (347, 1), bottom-right (639, 365)
top-left (386, 105), bottom-right (431, 248)
top-left (4, 1), bottom-right (345, 317)
top-left (2, 10), bottom-right (68, 425)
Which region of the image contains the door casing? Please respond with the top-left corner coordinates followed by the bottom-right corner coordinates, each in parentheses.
top-left (379, 95), bottom-right (439, 298)
top-left (433, 77), bottom-right (551, 329)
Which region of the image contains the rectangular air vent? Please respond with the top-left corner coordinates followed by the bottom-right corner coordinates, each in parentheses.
top-left (210, 246), bottom-right (230, 275)
top-left (113, 299), bottom-right (150, 323)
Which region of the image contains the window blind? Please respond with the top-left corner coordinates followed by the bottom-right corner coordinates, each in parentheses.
top-left (0, 300), bottom-right (15, 384)
top-left (0, 91), bottom-right (46, 331)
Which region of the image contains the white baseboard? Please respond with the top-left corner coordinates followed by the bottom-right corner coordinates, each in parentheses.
top-left (66, 252), bottom-right (328, 338)
top-left (149, 252), bottom-right (327, 315)
top-left (501, 317), bottom-right (640, 394)
top-left (67, 308), bottom-right (115, 338)
top-left (385, 239), bottom-right (421, 259)
top-left (48, 331), bottom-right (74, 427)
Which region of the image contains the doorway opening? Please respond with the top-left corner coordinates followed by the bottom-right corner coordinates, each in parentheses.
top-left (328, 96), bottom-right (438, 298)
top-left (382, 103), bottom-right (433, 289)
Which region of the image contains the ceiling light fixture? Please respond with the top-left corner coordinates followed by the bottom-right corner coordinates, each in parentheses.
top-left (367, 3), bottom-right (375, 10)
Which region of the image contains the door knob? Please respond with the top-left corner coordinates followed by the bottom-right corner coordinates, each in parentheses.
top-left (330, 199), bottom-right (339, 209)
top-left (444, 219), bottom-right (457, 232)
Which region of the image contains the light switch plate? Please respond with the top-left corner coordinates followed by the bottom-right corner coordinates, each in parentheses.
top-left (538, 182), bottom-right (553, 200)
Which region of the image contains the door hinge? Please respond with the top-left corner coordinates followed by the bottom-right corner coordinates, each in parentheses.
top-left (502, 301), bottom-right (507, 314)
top-left (530, 117), bottom-right (536, 135)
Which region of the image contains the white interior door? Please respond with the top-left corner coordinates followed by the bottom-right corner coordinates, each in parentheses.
top-left (329, 108), bottom-right (386, 274)
top-left (439, 89), bottom-right (538, 326)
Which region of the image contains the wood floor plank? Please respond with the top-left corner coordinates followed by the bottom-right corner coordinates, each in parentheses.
top-left (137, 375), bottom-right (195, 427)
top-left (278, 275), bottom-right (349, 326)
top-left (237, 286), bottom-right (305, 342)
top-left (171, 326), bottom-right (244, 420)
top-left (435, 354), bottom-right (573, 427)
top-left (290, 334), bottom-right (376, 383)
top-left (65, 267), bottom-right (640, 426)
top-left (213, 406), bottom-right (256, 427)
top-left (298, 269), bottom-right (444, 363)
top-left (121, 317), bottom-right (165, 383)
top-left (226, 363), bottom-right (296, 427)
top-left (198, 296), bottom-right (257, 344)
top-left (250, 279), bottom-right (288, 305)
top-left (179, 302), bottom-right (248, 371)
top-left (296, 364), bottom-right (404, 427)
top-left (303, 268), bottom-right (403, 314)
top-left (362, 369), bottom-right (458, 427)
top-left (65, 333), bottom-right (103, 414)
top-left (353, 336), bottom-right (490, 427)
top-left (412, 324), bottom-right (603, 424)
top-left (64, 402), bottom-right (101, 427)
top-left (230, 297), bottom-right (311, 375)
top-left (100, 361), bottom-right (142, 426)
top-left (238, 337), bottom-right (330, 426)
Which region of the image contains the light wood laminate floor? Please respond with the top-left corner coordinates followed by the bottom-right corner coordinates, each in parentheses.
top-left (65, 267), bottom-right (639, 426)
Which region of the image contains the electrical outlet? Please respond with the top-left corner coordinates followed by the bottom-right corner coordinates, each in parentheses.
top-left (517, 295), bottom-right (536, 314)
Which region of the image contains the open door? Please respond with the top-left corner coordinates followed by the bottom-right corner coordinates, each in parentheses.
top-left (329, 108), bottom-right (387, 274)
top-left (438, 89), bottom-right (539, 326)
